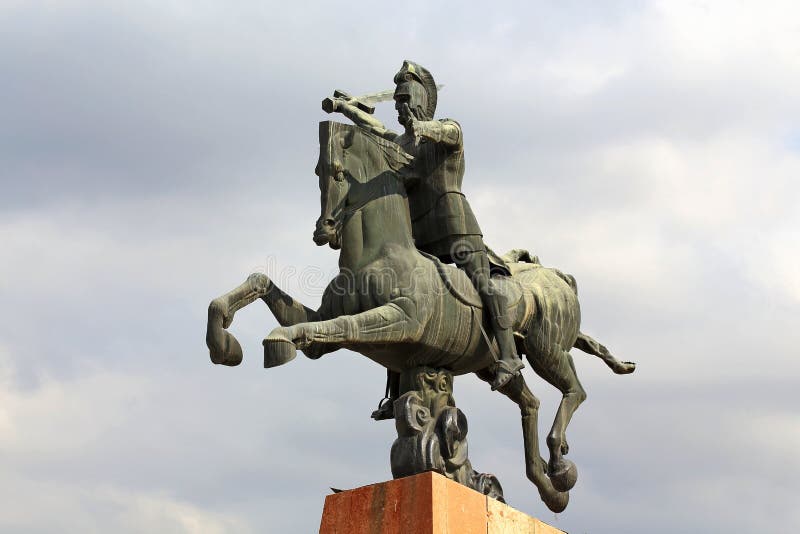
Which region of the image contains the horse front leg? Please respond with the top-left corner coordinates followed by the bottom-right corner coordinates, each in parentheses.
top-left (261, 301), bottom-right (422, 368)
top-left (207, 273), bottom-right (319, 366)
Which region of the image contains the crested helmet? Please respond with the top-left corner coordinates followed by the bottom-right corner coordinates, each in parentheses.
top-left (393, 60), bottom-right (437, 121)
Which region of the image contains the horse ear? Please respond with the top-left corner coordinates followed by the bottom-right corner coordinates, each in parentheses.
top-left (319, 121), bottom-right (334, 145)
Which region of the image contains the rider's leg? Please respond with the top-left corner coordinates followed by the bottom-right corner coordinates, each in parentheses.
top-left (484, 288), bottom-right (524, 389)
top-left (456, 246), bottom-right (524, 390)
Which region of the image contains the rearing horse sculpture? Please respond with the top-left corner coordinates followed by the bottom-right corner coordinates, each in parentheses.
top-left (206, 121), bottom-right (635, 513)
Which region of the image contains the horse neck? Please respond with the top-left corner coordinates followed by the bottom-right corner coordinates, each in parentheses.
top-left (338, 189), bottom-right (416, 271)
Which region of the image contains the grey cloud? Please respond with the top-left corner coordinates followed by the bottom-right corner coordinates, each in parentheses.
top-left (1, 1), bottom-right (799, 533)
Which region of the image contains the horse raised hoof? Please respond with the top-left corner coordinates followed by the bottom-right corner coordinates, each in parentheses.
top-left (548, 458), bottom-right (578, 492)
top-left (542, 489), bottom-right (569, 513)
top-left (612, 360), bottom-right (637, 374)
top-left (208, 329), bottom-right (243, 366)
top-left (263, 334), bottom-right (297, 368)
top-left (207, 298), bottom-right (243, 366)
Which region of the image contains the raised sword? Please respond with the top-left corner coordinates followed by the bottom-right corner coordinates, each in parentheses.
top-left (321, 85), bottom-right (444, 115)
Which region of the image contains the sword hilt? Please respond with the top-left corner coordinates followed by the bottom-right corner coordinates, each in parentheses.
top-left (322, 89), bottom-right (375, 115)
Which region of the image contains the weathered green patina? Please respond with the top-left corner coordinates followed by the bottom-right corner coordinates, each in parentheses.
top-left (205, 62), bottom-right (635, 512)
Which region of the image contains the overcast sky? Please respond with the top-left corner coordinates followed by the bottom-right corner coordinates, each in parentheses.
top-left (1, 1), bottom-right (799, 532)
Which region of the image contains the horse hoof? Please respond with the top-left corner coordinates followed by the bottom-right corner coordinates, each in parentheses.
top-left (543, 490), bottom-right (569, 513)
top-left (549, 459), bottom-right (578, 492)
top-left (263, 335), bottom-right (297, 368)
top-left (209, 330), bottom-right (243, 366)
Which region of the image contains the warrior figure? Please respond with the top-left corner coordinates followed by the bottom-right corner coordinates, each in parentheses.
top-left (327, 61), bottom-right (524, 413)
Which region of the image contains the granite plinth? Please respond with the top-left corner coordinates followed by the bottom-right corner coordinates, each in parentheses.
top-left (318, 472), bottom-right (564, 534)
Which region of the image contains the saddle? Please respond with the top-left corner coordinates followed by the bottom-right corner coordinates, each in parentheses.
top-left (419, 251), bottom-right (484, 308)
top-left (419, 247), bottom-right (542, 309)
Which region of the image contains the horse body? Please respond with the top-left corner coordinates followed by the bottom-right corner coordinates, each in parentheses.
top-left (205, 120), bottom-right (634, 513)
top-left (516, 267), bottom-right (582, 356)
top-left (311, 213), bottom-right (490, 373)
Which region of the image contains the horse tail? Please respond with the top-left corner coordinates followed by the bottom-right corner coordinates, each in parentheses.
top-left (573, 332), bottom-right (636, 375)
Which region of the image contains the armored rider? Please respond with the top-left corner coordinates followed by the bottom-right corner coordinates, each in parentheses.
top-left (326, 60), bottom-right (524, 409)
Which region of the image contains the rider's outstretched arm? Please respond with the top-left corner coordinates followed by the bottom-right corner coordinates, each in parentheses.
top-left (412, 118), bottom-right (462, 148)
top-left (327, 100), bottom-right (399, 141)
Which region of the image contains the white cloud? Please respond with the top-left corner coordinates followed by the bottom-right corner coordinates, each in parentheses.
top-left (653, 0), bottom-right (800, 67)
top-left (0, 477), bottom-right (251, 534)
top-left (0, 348), bottom-right (252, 532)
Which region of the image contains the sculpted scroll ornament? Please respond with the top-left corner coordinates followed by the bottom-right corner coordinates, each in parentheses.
top-left (390, 368), bottom-right (504, 502)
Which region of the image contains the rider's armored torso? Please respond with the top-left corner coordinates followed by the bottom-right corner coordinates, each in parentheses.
top-left (396, 120), bottom-right (483, 259)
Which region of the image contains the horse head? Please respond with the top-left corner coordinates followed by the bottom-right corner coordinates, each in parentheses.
top-left (313, 121), bottom-right (413, 250)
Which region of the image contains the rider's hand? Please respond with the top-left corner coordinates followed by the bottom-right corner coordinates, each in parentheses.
top-left (322, 96), bottom-right (357, 114)
top-left (402, 103), bottom-right (421, 136)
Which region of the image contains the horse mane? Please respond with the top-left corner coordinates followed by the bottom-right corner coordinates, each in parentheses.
top-left (352, 126), bottom-right (414, 171)
top-left (323, 121), bottom-right (413, 174)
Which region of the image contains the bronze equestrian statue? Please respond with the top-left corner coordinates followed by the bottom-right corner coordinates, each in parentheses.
top-left (206, 87), bottom-right (635, 511)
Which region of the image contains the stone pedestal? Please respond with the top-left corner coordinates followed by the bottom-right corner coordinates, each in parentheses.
top-left (318, 472), bottom-right (564, 534)
top-left (390, 367), bottom-right (504, 502)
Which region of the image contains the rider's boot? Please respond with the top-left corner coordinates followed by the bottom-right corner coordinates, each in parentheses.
top-left (486, 293), bottom-right (524, 390)
top-left (371, 369), bottom-right (399, 420)
top-left (490, 322), bottom-right (525, 390)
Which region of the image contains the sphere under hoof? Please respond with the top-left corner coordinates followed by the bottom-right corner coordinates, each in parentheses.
top-left (549, 459), bottom-right (578, 492)
top-left (209, 330), bottom-right (243, 366)
top-left (543, 489), bottom-right (569, 513)
top-left (263, 336), bottom-right (297, 368)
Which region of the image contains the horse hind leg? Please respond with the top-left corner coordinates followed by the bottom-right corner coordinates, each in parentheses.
top-left (476, 368), bottom-right (569, 513)
top-left (574, 331), bottom-right (636, 374)
top-left (526, 345), bottom-right (585, 493)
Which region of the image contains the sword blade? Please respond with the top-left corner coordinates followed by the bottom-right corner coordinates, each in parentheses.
top-left (358, 89), bottom-right (396, 105)
top-left (357, 84), bottom-right (445, 105)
